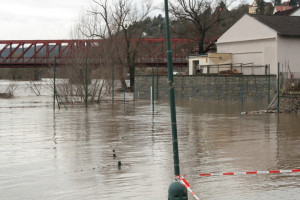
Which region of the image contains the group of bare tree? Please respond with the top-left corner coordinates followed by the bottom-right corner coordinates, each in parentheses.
top-left (53, 0), bottom-right (246, 104)
top-left (74, 0), bottom-right (152, 91)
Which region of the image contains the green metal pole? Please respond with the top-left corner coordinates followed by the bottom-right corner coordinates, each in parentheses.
top-left (165, 2), bottom-right (188, 197)
top-left (241, 78), bottom-right (244, 113)
top-left (156, 64), bottom-right (159, 101)
top-left (133, 63), bottom-right (136, 101)
top-left (165, 2), bottom-right (187, 198)
top-left (268, 64), bottom-right (270, 105)
top-left (164, 0), bottom-right (180, 177)
top-left (53, 57), bottom-right (56, 111)
top-left (152, 65), bottom-right (154, 112)
top-left (85, 58), bottom-right (88, 107)
top-left (112, 64), bottom-right (115, 105)
top-left (277, 62), bottom-right (280, 113)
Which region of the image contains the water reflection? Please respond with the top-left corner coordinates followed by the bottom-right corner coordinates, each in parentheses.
top-left (0, 81), bottom-right (299, 200)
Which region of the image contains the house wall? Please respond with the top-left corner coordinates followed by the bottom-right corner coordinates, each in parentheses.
top-left (217, 15), bottom-right (278, 75)
top-left (217, 38), bottom-right (277, 75)
top-left (277, 36), bottom-right (300, 76)
top-left (291, 9), bottom-right (300, 16)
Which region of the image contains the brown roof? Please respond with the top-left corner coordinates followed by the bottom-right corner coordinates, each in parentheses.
top-left (274, 6), bottom-right (300, 16)
top-left (274, 6), bottom-right (292, 12)
top-left (251, 15), bottom-right (300, 37)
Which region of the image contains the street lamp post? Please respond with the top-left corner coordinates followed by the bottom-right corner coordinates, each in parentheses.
top-left (164, 0), bottom-right (188, 199)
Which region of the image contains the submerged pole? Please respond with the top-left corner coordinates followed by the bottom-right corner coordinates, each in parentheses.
top-left (268, 64), bottom-right (271, 105)
top-left (241, 78), bottom-right (244, 113)
top-left (53, 57), bottom-right (56, 111)
top-left (112, 64), bottom-right (115, 105)
top-left (152, 65), bottom-right (154, 112)
top-left (123, 87), bottom-right (125, 105)
top-left (156, 64), bottom-right (159, 101)
top-left (165, 0), bottom-right (187, 198)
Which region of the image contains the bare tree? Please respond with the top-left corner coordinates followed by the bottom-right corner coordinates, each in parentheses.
top-left (169, 0), bottom-right (236, 54)
top-left (78, 0), bottom-right (152, 91)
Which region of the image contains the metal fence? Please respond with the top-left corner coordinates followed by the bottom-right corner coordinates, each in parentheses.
top-left (196, 64), bottom-right (269, 75)
top-left (281, 72), bottom-right (300, 91)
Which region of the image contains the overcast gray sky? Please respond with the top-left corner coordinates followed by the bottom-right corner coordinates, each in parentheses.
top-left (0, 0), bottom-right (260, 40)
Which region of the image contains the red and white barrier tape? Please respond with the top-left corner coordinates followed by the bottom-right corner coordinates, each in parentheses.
top-left (183, 169), bottom-right (300, 177)
top-left (176, 176), bottom-right (200, 200)
top-left (175, 169), bottom-right (299, 199)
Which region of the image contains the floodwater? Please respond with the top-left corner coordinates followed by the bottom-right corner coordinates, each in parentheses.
top-left (0, 80), bottom-right (299, 200)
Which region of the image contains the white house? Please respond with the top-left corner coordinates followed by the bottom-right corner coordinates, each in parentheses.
top-left (216, 14), bottom-right (300, 76)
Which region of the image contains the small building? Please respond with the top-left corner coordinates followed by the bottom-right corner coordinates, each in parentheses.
top-left (216, 14), bottom-right (300, 76)
top-left (188, 53), bottom-right (232, 75)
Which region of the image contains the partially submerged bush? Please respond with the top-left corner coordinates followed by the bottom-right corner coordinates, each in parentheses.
top-left (0, 83), bottom-right (17, 98)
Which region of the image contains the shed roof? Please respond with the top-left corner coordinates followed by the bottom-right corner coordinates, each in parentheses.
top-left (251, 15), bottom-right (300, 37)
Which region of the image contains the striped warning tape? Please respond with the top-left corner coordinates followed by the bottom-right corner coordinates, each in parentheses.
top-left (176, 176), bottom-right (200, 200)
top-left (183, 169), bottom-right (300, 177)
top-left (176, 169), bottom-right (299, 199)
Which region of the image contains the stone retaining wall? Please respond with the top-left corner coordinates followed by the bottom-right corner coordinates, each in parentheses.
top-left (134, 75), bottom-right (277, 102)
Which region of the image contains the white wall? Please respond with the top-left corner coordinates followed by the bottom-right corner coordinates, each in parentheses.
top-left (217, 14), bottom-right (278, 75)
top-left (217, 38), bottom-right (277, 75)
top-left (277, 36), bottom-right (300, 77)
top-left (291, 9), bottom-right (300, 16)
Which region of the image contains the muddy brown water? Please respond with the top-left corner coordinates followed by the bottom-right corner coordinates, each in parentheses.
top-left (0, 80), bottom-right (299, 200)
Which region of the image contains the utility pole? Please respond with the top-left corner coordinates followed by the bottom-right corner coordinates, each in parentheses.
top-left (164, 0), bottom-right (188, 199)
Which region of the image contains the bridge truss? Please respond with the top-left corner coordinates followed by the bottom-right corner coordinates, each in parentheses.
top-left (0, 38), bottom-right (216, 68)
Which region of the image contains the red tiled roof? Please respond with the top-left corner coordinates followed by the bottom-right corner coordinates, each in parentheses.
top-left (275, 6), bottom-right (292, 12)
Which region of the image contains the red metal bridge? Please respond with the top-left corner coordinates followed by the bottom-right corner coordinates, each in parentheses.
top-left (0, 38), bottom-right (216, 68)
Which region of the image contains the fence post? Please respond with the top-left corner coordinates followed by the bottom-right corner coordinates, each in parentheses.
top-left (156, 64), bottom-right (159, 101)
top-left (85, 58), bottom-right (88, 107)
top-left (152, 65), bottom-right (154, 112)
top-left (241, 77), bottom-right (244, 113)
top-left (241, 64), bottom-right (243, 74)
top-left (53, 57), bottom-right (56, 111)
top-left (277, 62), bottom-right (280, 113)
top-left (268, 64), bottom-right (270, 105)
top-left (112, 64), bottom-right (114, 105)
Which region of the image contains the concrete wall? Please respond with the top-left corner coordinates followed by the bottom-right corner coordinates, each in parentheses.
top-left (135, 75), bottom-right (276, 102)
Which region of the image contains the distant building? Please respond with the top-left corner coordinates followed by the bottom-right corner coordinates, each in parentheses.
top-left (274, 6), bottom-right (300, 15)
top-left (273, 5), bottom-right (293, 14)
top-left (249, 0), bottom-right (259, 14)
top-left (188, 53), bottom-right (232, 75)
top-left (248, 0), bottom-right (274, 15)
top-left (216, 14), bottom-right (300, 76)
